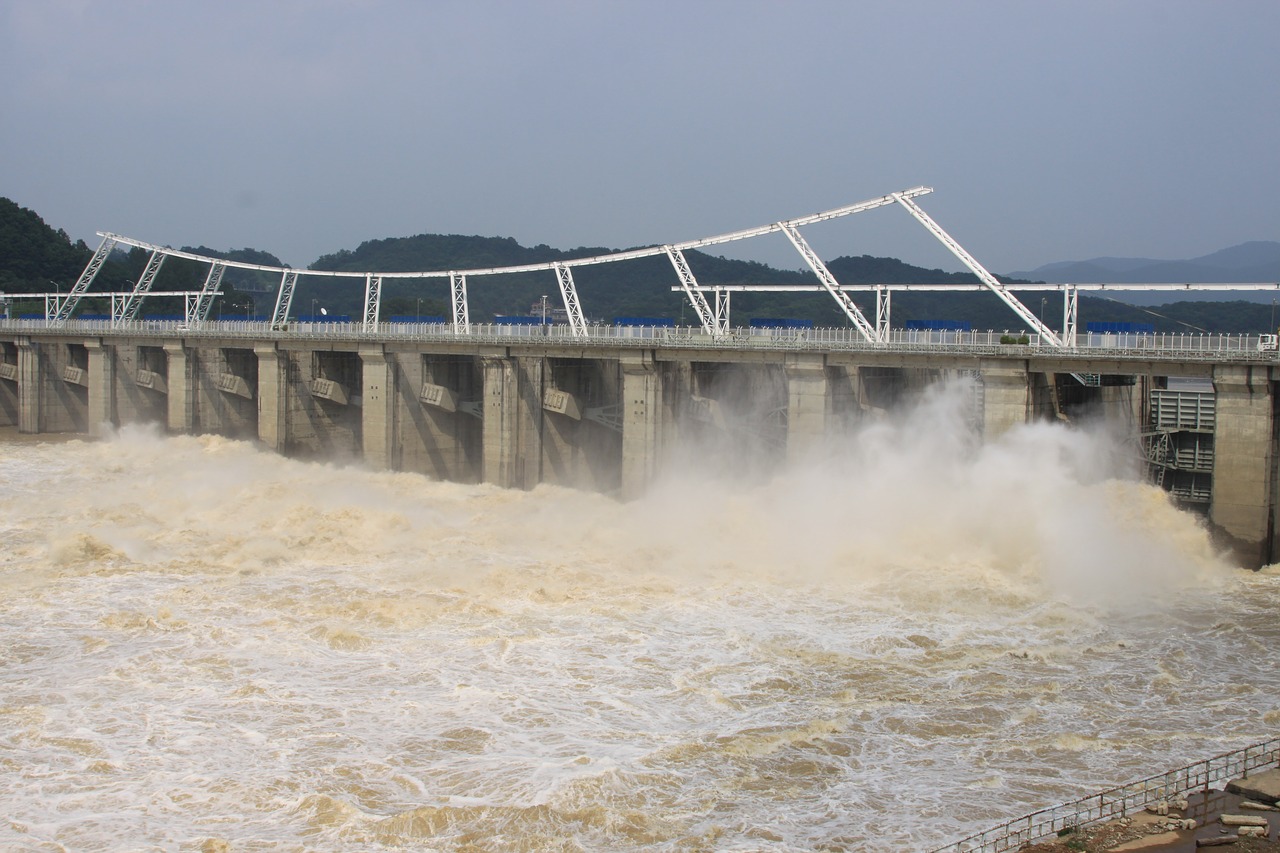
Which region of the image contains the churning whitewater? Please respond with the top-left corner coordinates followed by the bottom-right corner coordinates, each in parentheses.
top-left (2, 384), bottom-right (1278, 851)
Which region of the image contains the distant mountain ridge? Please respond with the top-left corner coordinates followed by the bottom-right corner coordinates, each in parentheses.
top-left (1012, 241), bottom-right (1280, 284)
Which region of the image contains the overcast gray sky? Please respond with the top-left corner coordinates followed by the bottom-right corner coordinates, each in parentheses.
top-left (2, 0), bottom-right (1276, 275)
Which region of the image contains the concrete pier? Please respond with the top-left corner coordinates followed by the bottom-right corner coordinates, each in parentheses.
top-left (481, 354), bottom-right (520, 489)
top-left (784, 354), bottom-right (828, 461)
top-left (513, 355), bottom-right (545, 490)
top-left (360, 345), bottom-right (394, 471)
top-left (85, 341), bottom-right (112, 436)
top-left (1210, 365), bottom-right (1276, 567)
top-left (254, 344), bottom-right (287, 451)
top-left (17, 339), bottom-right (39, 433)
top-left (979, 361), bottom-right (1030, 438)
top-left (165, 342), bottom-right (194, 434)
top-left (620, 352), bottom-right (661, 500)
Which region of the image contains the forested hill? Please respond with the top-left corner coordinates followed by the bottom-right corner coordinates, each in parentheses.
top-left (0, 199), bottom-right (276, 314)
top-left (1, 196), bottom-right (1276, 332)
top-left (0, 198), bottom-right (95, 293)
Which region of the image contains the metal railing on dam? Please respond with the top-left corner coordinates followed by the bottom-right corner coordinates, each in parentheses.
top-left (3, 318), bottom-right (1278, 365)
top-left (930, 737), bottom-right (1280, 853)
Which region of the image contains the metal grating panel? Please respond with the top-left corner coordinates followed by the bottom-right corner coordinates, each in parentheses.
top-left (1150, 389), bottom-right (1215, 431)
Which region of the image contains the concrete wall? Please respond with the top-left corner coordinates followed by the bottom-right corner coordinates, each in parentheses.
top-left (395, 352), bottom-right (483, 482)
top-left (0, 341), bottom-right (19, 426)
top-left (541, 357), bottom-right (623, 493)
top-left (680, 360), bottom-right (789, 477)
top-left (282, 348), bottom-right (361, 458)
top-left (825, 364), bottom-right (865, 434)
top-left (191, 346), bottom-right (259, 439)
top-left (92, 342), bottom-right (170, 431)
top-left (659, 359), bottom-right (694, 454)
top-left (19, 341), bottom-right (88, 434)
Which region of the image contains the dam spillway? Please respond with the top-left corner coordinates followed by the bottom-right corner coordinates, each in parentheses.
top-left (0, 320), bottom-right (1277, 568)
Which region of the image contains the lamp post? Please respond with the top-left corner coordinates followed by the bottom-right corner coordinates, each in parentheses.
top-left (540, 294), bottom-right (548, 324)
top-left (417, 298), bottom-right (422, 322)
top-left (311, 299), bottom-right (317, 321)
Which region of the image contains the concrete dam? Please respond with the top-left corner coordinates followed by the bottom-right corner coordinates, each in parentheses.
top-left (1, 322), bottom-right (1276, 569)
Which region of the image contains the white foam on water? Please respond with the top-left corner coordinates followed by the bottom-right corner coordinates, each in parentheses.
top-left (0, 389), bottom-right (1276, 851)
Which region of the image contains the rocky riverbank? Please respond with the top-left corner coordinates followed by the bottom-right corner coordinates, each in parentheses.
top-left (1018, 770), bottom-right (1280, 853)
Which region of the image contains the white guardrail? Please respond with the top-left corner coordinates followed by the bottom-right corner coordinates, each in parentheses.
top-left (931, 738), bottom-right (1280, 853)
top-left (1, 319), bottom-right (1279, 362)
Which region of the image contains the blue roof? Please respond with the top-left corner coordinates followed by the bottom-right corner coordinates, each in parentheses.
top-left (614, 317), bottom-right (675, 327)
top-left (905, 320), bottom-right (971, 331)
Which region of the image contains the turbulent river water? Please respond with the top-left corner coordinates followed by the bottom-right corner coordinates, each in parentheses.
top-left (2, 384), bottom-right (1278, 852)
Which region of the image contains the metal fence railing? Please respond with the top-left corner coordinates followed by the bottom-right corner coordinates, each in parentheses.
top-left (2, 319), bottom-right (1278, 365)
top-left (931, 738), bottom-right (1280, 853)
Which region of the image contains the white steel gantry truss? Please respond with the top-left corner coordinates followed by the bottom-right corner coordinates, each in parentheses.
top-left (192, 262), bottom-right (226, 323)
top-left (54, 235), bottom-right (117, 323)
top-left (553, 263), bottom-right (589, 337)
top-left (892, 192), bottom-right (1061, 346)
top-left (450, 272), bottom-right (470, 333)
top-left (271, 270), bottom-right (299, 328)
top-left (779, 221), bottom-right (877, 342)
top-left (665, 246), bottom-right (721, 334)
top-left (363, 274), bottom-right (383, 330)
top-left (115, 249), bottom-right (167, 322)
top-left (50, 186), bottom-right (1242, 347)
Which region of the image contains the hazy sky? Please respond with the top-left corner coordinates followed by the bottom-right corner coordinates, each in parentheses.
top-left (2, 0), bottom-right (1276, 275)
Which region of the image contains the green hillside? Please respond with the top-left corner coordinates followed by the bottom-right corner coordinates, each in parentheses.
top-left (0, 198), bottom-right (100, 293)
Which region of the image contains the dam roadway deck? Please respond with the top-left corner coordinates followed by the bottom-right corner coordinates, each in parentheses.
top-left (2, 319), bottom-right (1277, 568)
